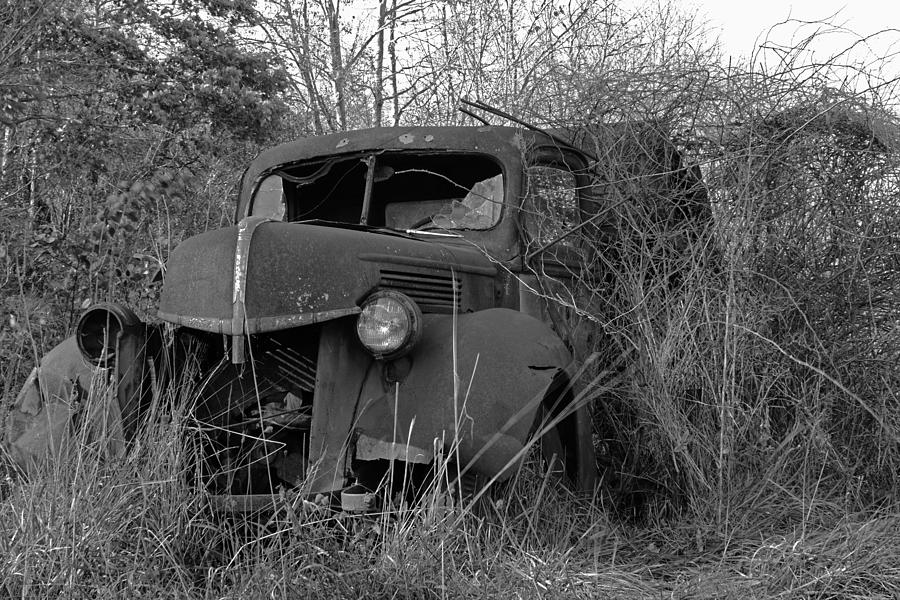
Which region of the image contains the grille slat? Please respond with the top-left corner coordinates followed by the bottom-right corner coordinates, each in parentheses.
top-left (378, 268), bottom-right (461, 311)
top-left (261, 338), bottom-right (317, 393)
top-left (379, 272), bottom-right (453, 284)
top-left (380, 280), bottom-right (456, 294)
top-left (266, 355), bottom-right (316, 391)
top-left (382, 288), bottom-right (455, 301)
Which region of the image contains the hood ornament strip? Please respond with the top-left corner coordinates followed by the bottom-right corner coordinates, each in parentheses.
top-left (232, 216), bottom-right (271, 363)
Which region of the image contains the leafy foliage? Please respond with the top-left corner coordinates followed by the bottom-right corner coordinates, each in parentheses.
top-left (1, 0), bottom-right (288, 138)
top-left (0, 0), bottom-right (291, 382)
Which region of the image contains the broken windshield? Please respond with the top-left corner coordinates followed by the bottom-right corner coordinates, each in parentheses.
top-left (249, 152), bottom-right (504, 230)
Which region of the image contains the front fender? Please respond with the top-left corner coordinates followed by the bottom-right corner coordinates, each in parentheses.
top-left (353, 308), bottom-right (574, 482)
top-left (4, 316), bottom-right (158, 473)
top-left (3, 338), bottom-right (122, 471)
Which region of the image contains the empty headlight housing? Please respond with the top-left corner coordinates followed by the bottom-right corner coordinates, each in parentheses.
top-left (356, 291), bottom-right (422, 360)
top-left (76, 302), bottom-right (141, 365)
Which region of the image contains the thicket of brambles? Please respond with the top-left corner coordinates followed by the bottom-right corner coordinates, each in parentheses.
top-left (537, 55), bottom-right (900, 523)
top-left (2, 0), bottom-right (900, 596)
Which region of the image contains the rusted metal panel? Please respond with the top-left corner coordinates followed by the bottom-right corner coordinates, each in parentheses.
top-left (306, 309), bottom-right (576, 493)
top-left (157, 227), bottom-right (238, 332)
top-left (355, 434), bottom-right (432, 464)
top-left (114, 324), bottom-right (149, 439)
top-left (159, 221), bottom-right (499, 334)
top-left (3, 338), bottom-right (121, 471)
top-left (306, 318), bottom-right (373, 494)
top-left (358, 251), bottom-right (497, 277)
top-left (351, 308), bottom-right (573, 482)
top-left (248, 307), bottom-right (361, 333)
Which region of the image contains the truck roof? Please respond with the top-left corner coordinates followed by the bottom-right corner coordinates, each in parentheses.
top-left (236, 126), bottom-right (567, 211)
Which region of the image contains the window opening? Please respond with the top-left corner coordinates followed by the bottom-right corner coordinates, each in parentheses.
top-left (249, 152), bottom-right (504, 231)
top-left (522, 165), bottom-right (581, 253)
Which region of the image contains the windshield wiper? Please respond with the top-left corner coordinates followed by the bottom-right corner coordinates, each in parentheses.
top-left (295, 219), bottom-right (425, 239)
top-left (403, 229), bottom-right (461, 238)
top-left (295, 219), bottom-right (463, 240)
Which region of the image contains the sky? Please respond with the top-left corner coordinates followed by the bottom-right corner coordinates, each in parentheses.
top-left (690, 0), bottom-right (899, 79)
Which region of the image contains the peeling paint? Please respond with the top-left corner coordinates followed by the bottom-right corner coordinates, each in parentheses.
top-left (424, 135), bottom-right (434, 142)
top-left (231, 217), bottom-right (271, 362)
top-left (398, 133), bottom-right (414, 144)
top-left (355, 434), bottom-right (433, 463)
top-left (249, 307), bottom-right (360, 332)
top-left (336, 138), bottom-right (349, 148)
top-left (155, 313), bottom-right (232, 334)
top-left (159, 295), bottom-right (359, 333)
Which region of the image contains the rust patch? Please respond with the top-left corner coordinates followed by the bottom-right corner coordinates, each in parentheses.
top-left (355, 434), bottom-right (432, 464)
top-left (248, 307), bottom-right (361, 333)
top-left (155, 313), bottom-right (231, 334)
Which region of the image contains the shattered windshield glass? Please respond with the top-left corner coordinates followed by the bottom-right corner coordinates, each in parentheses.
top-left (428, 174), bottom-right (502, 229)
top-left (249, 153), bottom-right (503, 231)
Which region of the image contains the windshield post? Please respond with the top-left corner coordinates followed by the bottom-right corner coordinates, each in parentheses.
top-left (360, 154), bottom-right (376, 225)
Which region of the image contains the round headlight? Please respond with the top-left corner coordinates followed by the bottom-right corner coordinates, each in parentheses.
top-left (356, 291), bottom-right (422, 359)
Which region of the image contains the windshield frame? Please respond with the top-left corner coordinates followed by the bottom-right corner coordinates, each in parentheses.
top-left (246, 149), bottom-right (508, 233)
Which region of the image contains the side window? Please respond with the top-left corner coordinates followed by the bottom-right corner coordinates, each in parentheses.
top-left (252, 174), bottom-right (286, 220)
top-left (522, 165), bottom-right (580, 252)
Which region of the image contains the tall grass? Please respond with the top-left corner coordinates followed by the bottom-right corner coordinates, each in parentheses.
top-left (513, 30), bottom-right (900, 527)
top-left (4, 375), bottom-right (900, 598)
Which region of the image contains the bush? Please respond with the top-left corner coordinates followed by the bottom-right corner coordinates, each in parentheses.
top-left (522, 58), bottom-right (900, 522)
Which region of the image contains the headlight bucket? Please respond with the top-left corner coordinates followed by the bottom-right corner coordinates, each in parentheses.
top-left (76, 303), bottom-right (142, 365)
top-left (356, 291), bottom-right (422, 360)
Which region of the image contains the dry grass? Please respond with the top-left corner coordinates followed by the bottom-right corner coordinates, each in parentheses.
top-left (3, 380), bottom-right (900, 599)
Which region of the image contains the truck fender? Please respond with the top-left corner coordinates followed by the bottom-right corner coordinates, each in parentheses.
top-left (352, 308), bottom-right (591, 485)
top-left (3, 337), bottom-right (124, 472)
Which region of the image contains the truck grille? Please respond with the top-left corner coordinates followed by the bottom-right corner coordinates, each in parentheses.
top-left (378, 269), bottom-right (461, 312)
top-left (260, 337), bottom-right (317, 392)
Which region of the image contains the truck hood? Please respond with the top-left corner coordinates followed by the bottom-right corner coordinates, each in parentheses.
top-left (158, 218), bottom-right (495, 335)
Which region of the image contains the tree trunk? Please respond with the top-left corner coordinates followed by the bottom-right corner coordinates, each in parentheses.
top-left (322, 0), bottom-right (347, 130)
top-left (374, 0), bottom-right (387, 127)
top-left (440, 6), bottom-right (456, 123)
top-left (26, 139), bottom-right (40, 226)
top-left (293, 0), bottom-right (324, 135)
top-left (389, 0), bottom-right (400, 125)
top-left (0, 125), bottom-right (10, 189)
